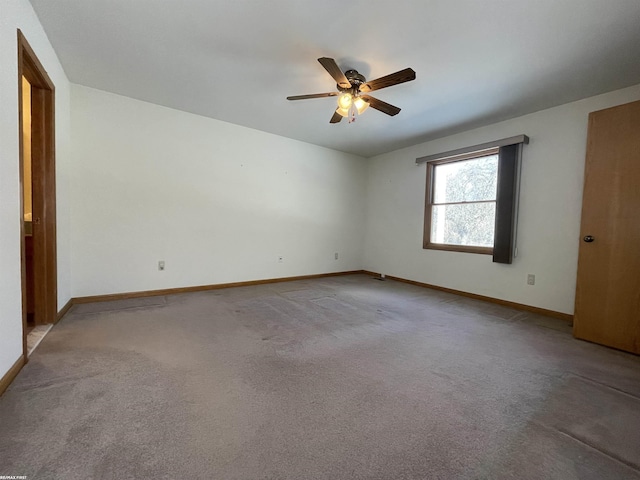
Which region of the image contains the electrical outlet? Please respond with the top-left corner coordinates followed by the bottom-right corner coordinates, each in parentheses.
top-left (335, 252), bottom-right (339, 260)
top-left (278, 256), bottom-right (283, 263)
top-left (527, 274), bottom-right (535, 285)
top-left (158, 260), bottom-right (165, 271)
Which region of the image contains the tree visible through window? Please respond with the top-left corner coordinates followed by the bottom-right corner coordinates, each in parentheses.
top-left (424, 149), bottom-right (499, 254)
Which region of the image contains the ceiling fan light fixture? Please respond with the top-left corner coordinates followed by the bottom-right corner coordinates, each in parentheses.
top-left (337, 92), bottom-right (353, 110)
top-left (336, 106), bottom-right (350, 117)
top-left (354, 97), bottom-right (369, 115)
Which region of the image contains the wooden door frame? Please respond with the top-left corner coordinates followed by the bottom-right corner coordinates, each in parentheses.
top-left (17, 30), bottom-right (57, 359)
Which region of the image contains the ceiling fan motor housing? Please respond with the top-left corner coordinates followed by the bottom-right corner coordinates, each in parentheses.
top-left (338, 69), bottom-right (367, 94)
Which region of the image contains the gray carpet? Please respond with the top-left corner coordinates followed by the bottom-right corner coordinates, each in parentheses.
top-left (1, 274), bottom-right (639, 480)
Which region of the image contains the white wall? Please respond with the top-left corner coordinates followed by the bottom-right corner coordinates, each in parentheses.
top-left (70, 85), bottom-right (367, 297)
top-left (364, 84), bottom-right (640, 315)
top-left (0, 0), bottom-right (71, 377)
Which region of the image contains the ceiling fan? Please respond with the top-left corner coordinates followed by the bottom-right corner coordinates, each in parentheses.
top-left (287, 57), bottom-right (416, 124)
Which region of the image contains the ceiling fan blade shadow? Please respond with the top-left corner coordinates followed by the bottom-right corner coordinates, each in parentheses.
top-left (287, 92), bottom-right (339, 100)
top-left (330, 110), bottom-right (343, 123)
top-left (359, 68), bottom-right (416, 92)
top-left (360, 95), bottom-right (401, 116)
top-left (318, 57), bottom-right (351, 89)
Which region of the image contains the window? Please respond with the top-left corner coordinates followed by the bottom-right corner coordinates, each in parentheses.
top-left (424, 148), bottom-right (499, 254)
top-left (418, 135), bottom-right (527, 264)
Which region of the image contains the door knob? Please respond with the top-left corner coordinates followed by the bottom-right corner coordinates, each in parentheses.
top-left (583, 235), bottom-right (594, 243)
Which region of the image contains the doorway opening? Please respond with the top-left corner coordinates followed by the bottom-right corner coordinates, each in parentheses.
top-left (18, 30), bottom-right (57, 359)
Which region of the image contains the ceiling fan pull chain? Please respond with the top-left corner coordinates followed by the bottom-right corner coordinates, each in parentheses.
top-left (349, 103), bottom-right (356, 123)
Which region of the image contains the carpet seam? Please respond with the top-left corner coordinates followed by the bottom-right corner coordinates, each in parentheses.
top-left (552, 426), bottom-right (640, 474)
top-left (567, 372), bottom-right (640, 401)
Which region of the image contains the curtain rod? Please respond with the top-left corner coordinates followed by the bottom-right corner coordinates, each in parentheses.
top-left (416, 135), bottom-right (529, 164)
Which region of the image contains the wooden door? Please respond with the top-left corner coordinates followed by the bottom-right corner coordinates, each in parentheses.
top-left (18, 30), bottom-right (57, 355)
top-left (29, 85), bottom-right (57, 326)
top-left (574, 99), bottom-right (640, 353)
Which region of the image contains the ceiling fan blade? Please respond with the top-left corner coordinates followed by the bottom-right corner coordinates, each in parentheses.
top-left (330, 110), bottom-right (343, 123)
top-left (360, 95), bottom-right (401, 116)
top-left (359, 68), bottom-right (416, 93)
top-left (318, 57), bottom-right (351, 89)
top-left (287, 92), bottom-right (339, 101)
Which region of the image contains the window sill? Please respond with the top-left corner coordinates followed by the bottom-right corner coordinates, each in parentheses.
top-left (423, 243), bottom-right (493, 255)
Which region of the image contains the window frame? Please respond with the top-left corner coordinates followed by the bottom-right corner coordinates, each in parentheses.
top-left (423, 147), bottom-right (500, 255)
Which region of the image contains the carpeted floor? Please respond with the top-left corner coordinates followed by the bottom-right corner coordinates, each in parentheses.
top-left (1, 274), bottom-right (639, 479)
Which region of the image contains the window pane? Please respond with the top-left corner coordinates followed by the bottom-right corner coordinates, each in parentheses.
top-left (433, 155), bottom-right (498, 204)
top-left (431, 202), bottom-right (495, 247)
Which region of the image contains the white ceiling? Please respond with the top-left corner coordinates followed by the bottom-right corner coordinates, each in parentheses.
top-left (29, 0), bottom-right (640, 157)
